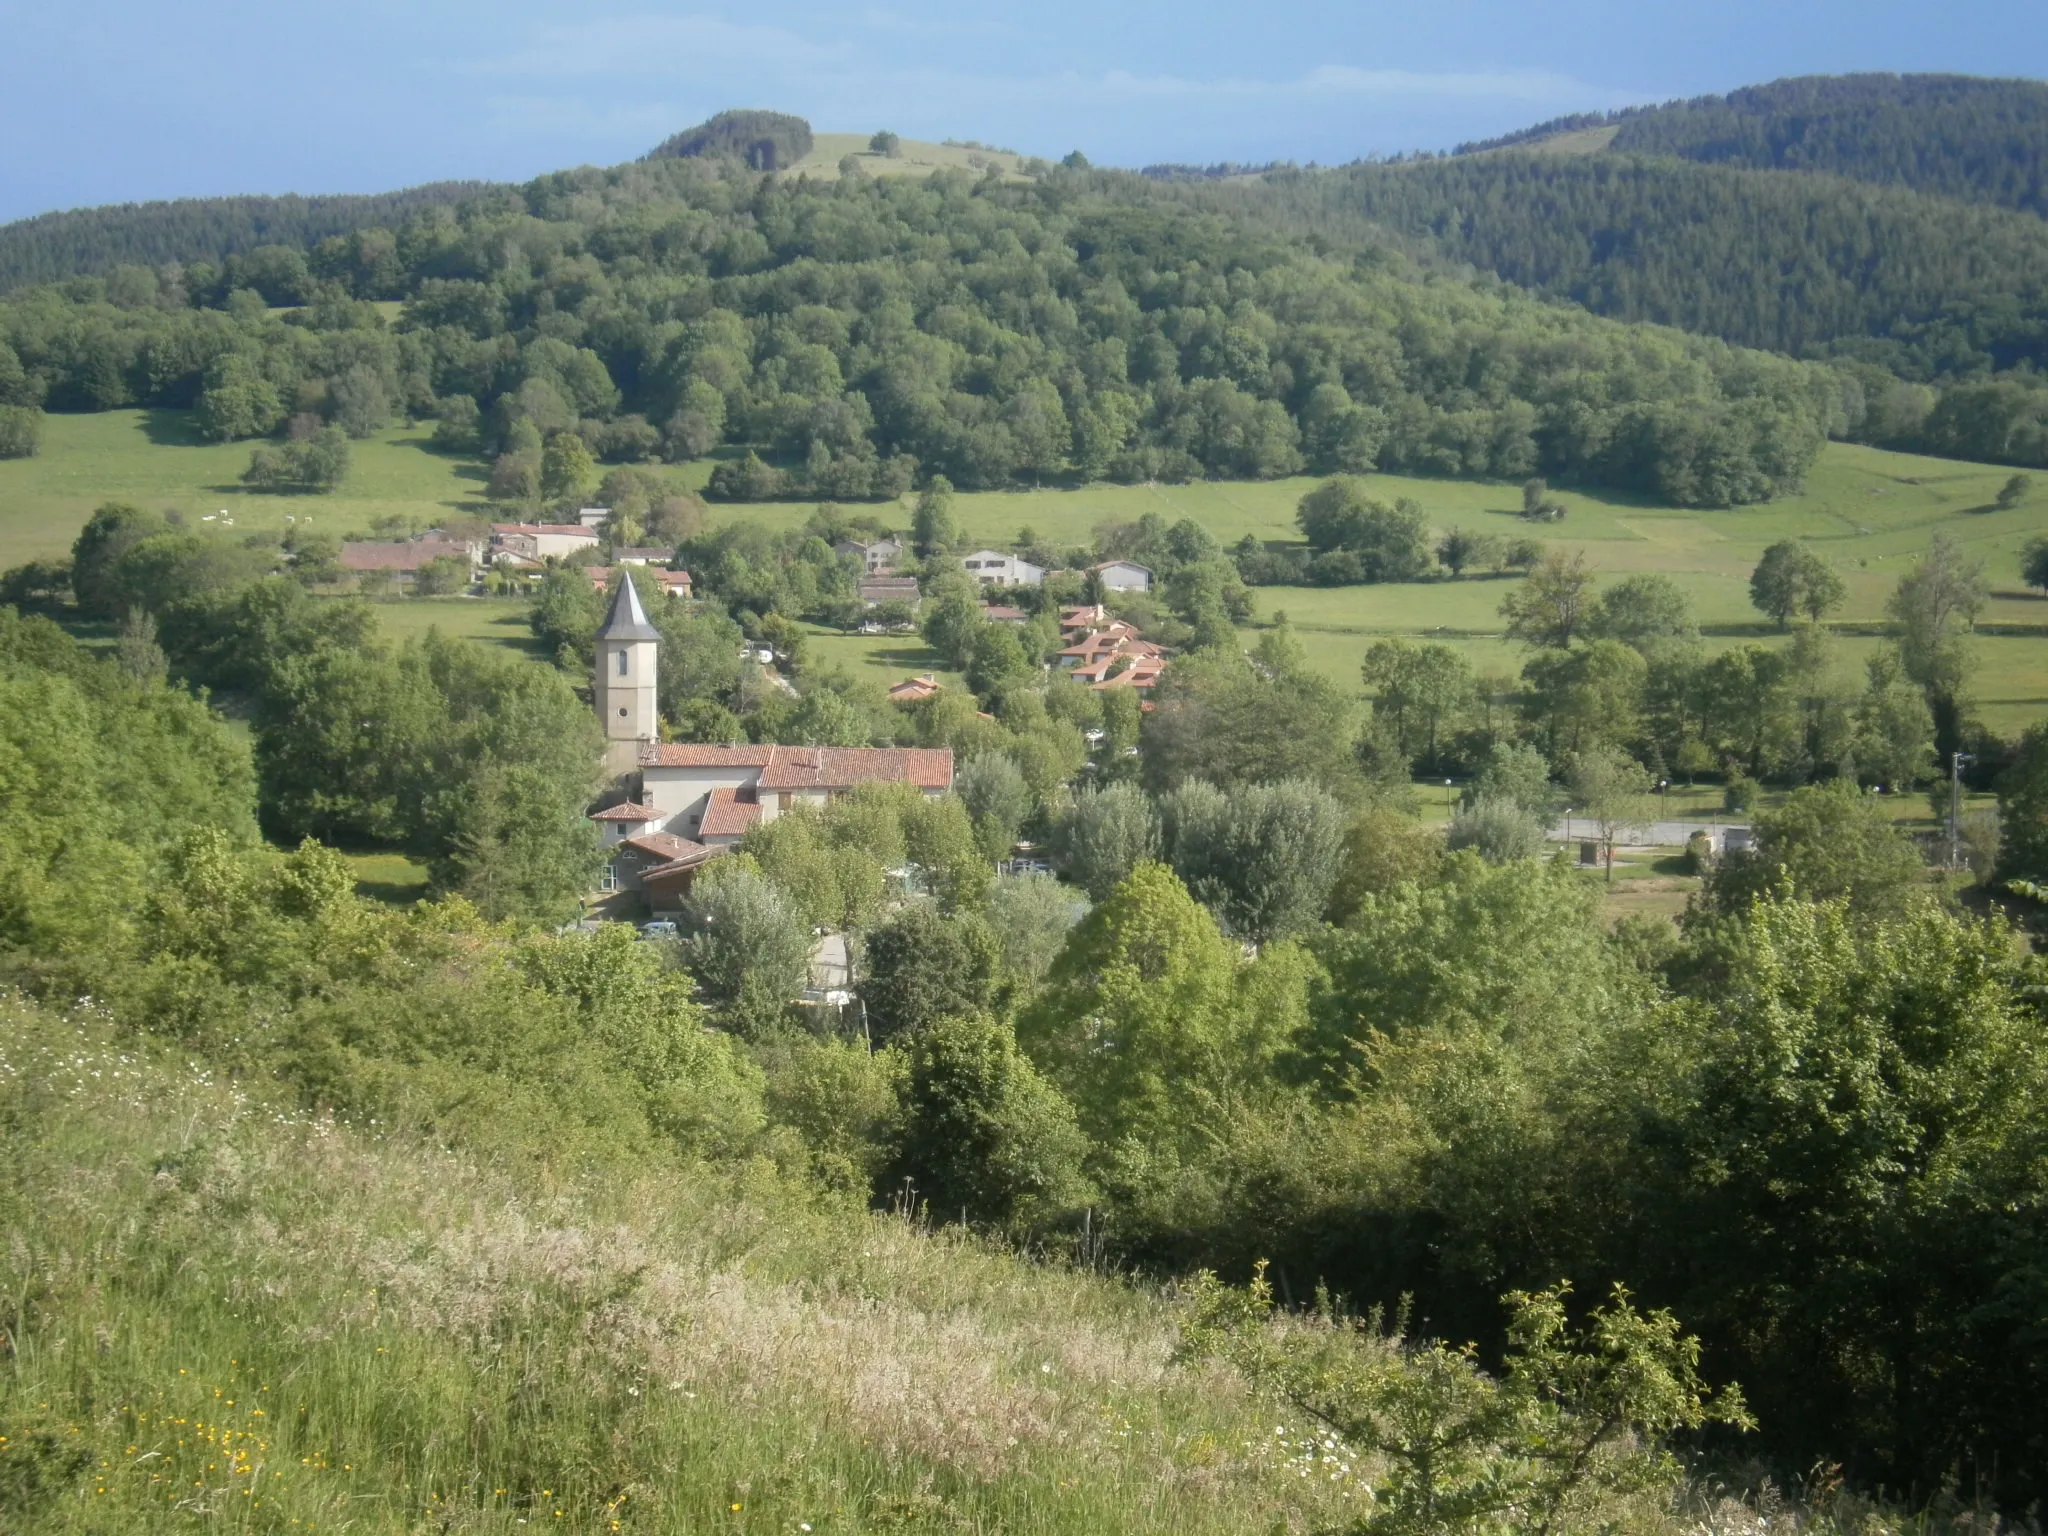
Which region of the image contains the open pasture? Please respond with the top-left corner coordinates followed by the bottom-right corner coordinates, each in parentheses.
top-left (7, 408), bottom-right (2046, 731)
top-left (0, 409), bottom-right (487, 563)
top-left (786, 133), bottom-right (1028, 180)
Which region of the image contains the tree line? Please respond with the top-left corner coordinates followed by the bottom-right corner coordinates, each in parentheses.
top-left (0, 182), bottom-right (488, 294)
top-left (1456, 73), bottom-right (2048, 218)
top-left (1319, 154), bottom-right (2048, 385)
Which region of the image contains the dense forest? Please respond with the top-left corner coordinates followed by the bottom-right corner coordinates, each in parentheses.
top-left (0, 151), bottom-right (1849, 505)
top-left (1458, 73), bottom-right (2048, 218)
top-left (0, 183), bottom-right (489, 294)
top-left (1325, 154), bottom-right (2048, 377)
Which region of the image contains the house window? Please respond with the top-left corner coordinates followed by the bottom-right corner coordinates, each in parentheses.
top-left (616, 648), bottom-right (629, 676)
top-left (600, 862), bottom-right (620, 892)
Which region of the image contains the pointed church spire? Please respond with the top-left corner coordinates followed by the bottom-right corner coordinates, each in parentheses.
top-left (597, 569), bottom-right (660, 641)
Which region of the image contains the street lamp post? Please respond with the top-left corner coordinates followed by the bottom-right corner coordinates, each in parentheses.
top-left (1950, 750), bottom-right (1975, 870)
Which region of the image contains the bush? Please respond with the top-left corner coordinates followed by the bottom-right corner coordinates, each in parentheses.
top-left (0, 404), bottom-right (41, 458)
top-left (1447, 794), bottom-right (1547, 863)
top-left (885, 1012), bottom-right (1092, 1230)
top-left (243, 426), bottom-right (350, 492)
top-left (1724, 773), bottom-right (1760, 813)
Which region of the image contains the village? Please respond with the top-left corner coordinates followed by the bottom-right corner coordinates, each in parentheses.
top-left (333, 507), bottom-right (1179, 976)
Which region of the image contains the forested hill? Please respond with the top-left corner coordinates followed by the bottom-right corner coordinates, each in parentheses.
top-left (1460, 73), bottom-right (2048, 218)
top-left (1317, 152), bottom-right (2048, 378)
top-left (0, 183), bottom-right (492, 294)
top-left (0, 152), bottom-right (1863, 507)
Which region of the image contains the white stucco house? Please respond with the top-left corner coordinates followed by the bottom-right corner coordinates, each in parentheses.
top-left (961, 550), bottom-right (1046, 587)
top-left (1092, 559), bottom-right (1153, 592)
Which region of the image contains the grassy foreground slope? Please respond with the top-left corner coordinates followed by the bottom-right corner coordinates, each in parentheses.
top-left (0, 1003), bottom-right (1348, 1536)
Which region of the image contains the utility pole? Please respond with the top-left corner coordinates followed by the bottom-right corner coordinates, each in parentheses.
top-left (1950, 750), bottom-right (1974, 869)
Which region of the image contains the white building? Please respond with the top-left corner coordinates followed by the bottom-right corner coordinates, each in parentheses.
top-left (491, 522), bottom-right (601, 562)
top-left (1092, 559), bottom-right (1153, 592)
top-left (961, 550), bottom-right (1046, 587)
top-left (834, 537), bottom-right (904, 573)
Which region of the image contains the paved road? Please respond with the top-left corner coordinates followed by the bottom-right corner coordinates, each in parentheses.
top-left (1548, 818), bottom-right (1751, 848)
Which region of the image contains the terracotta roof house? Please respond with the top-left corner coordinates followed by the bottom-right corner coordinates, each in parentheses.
top-left (982, 604), bottom-right (1028, 623)
top-left (338, 537), bottom-right (480, 580)
top-left (1058, 631), bottom-right (1131, 664)
top-left (696, 785), bottom-right (765, 841)
top-left (592, 825), bottom-right (723, 917)
top-left (858, 575), bottom-right (922, 608)
top-left (590, 801), bottom-right (664, 845)
top-left (634, 743), bottom-right (954, 845)
top-left (490, 522), bottom-right (600, 562)
top-left (1094, 661), bottom-right (1165, 692)
top-left (889, 674), bottom-right (942, 702)
top-left (1060, 604), bottom-right (1110, 631)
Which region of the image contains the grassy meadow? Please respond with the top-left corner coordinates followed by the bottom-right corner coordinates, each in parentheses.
top-left (6, 409), bottom-right (2048, 729)
top-left (0, 1003), bottom-right (1363, 1536)
top-left (786, 133), bottom-right (1029, 180)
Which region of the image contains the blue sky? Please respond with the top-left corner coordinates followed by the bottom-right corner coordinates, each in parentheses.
top-left (3, 0), bottom-right (2042, 222)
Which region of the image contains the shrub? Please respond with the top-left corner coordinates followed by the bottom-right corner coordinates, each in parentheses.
top-left (0, 403), bottom-right (41, 458)
top-left (1447, 794), bottom-right (1547, 863)
top-left (243, 426), bottom-right (350, 492)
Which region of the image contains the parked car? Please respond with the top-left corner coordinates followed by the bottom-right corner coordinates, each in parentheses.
top-left (639, 920), bottom-right (679, 940)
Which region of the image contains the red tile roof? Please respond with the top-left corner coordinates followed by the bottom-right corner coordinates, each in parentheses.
top-left (590, 801), bottom-right (662, 822)
top-left (697, 787), bottom-right (764, 838)
top-left (641, 844), bottom-right (725, 886)
top-left (621, 831), bottom-right (711, 862)
top-left (640, 744), bottom-right (952, 791)
top-left (757, 746), bottom-right (953, 791)
top-left (492, 522), bottom-right (596, 538)
top-left (888, 674), bottom-right (941, 700)
top-left (643, 744), bottom-right (778, 768)
top-left (339, 538), bottom-right (473, 572)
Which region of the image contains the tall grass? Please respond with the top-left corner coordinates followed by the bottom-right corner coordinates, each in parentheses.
top-left (0, 1001), bottom-right (1357, 1534)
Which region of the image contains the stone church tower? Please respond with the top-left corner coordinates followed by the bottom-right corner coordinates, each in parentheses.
top-left (594, 571), bottom-right (659, 777)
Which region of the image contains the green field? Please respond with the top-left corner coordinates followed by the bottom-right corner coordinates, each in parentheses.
top-left (8, 408), bottom-right (2048, 731)
top-left (0, 409), bottom-right (490, 562)
top-left (786, 132), bottom-right (1029, 180)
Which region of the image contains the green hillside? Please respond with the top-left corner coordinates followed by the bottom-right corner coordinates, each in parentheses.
top-left (1310, 154), bottom-right (2048, 379)
top-left (1608, 74), bottom-right (2048, 217)
top-left (0, 183), bottom-right (489, 295)
top-left (0, 1002), bottom-right (1338, 1536)
top-left (1460, 73), bottom-right (2048, 218)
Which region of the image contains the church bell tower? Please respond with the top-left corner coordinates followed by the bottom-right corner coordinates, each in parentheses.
top-left (594, 570), bottom-right (659, 775)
